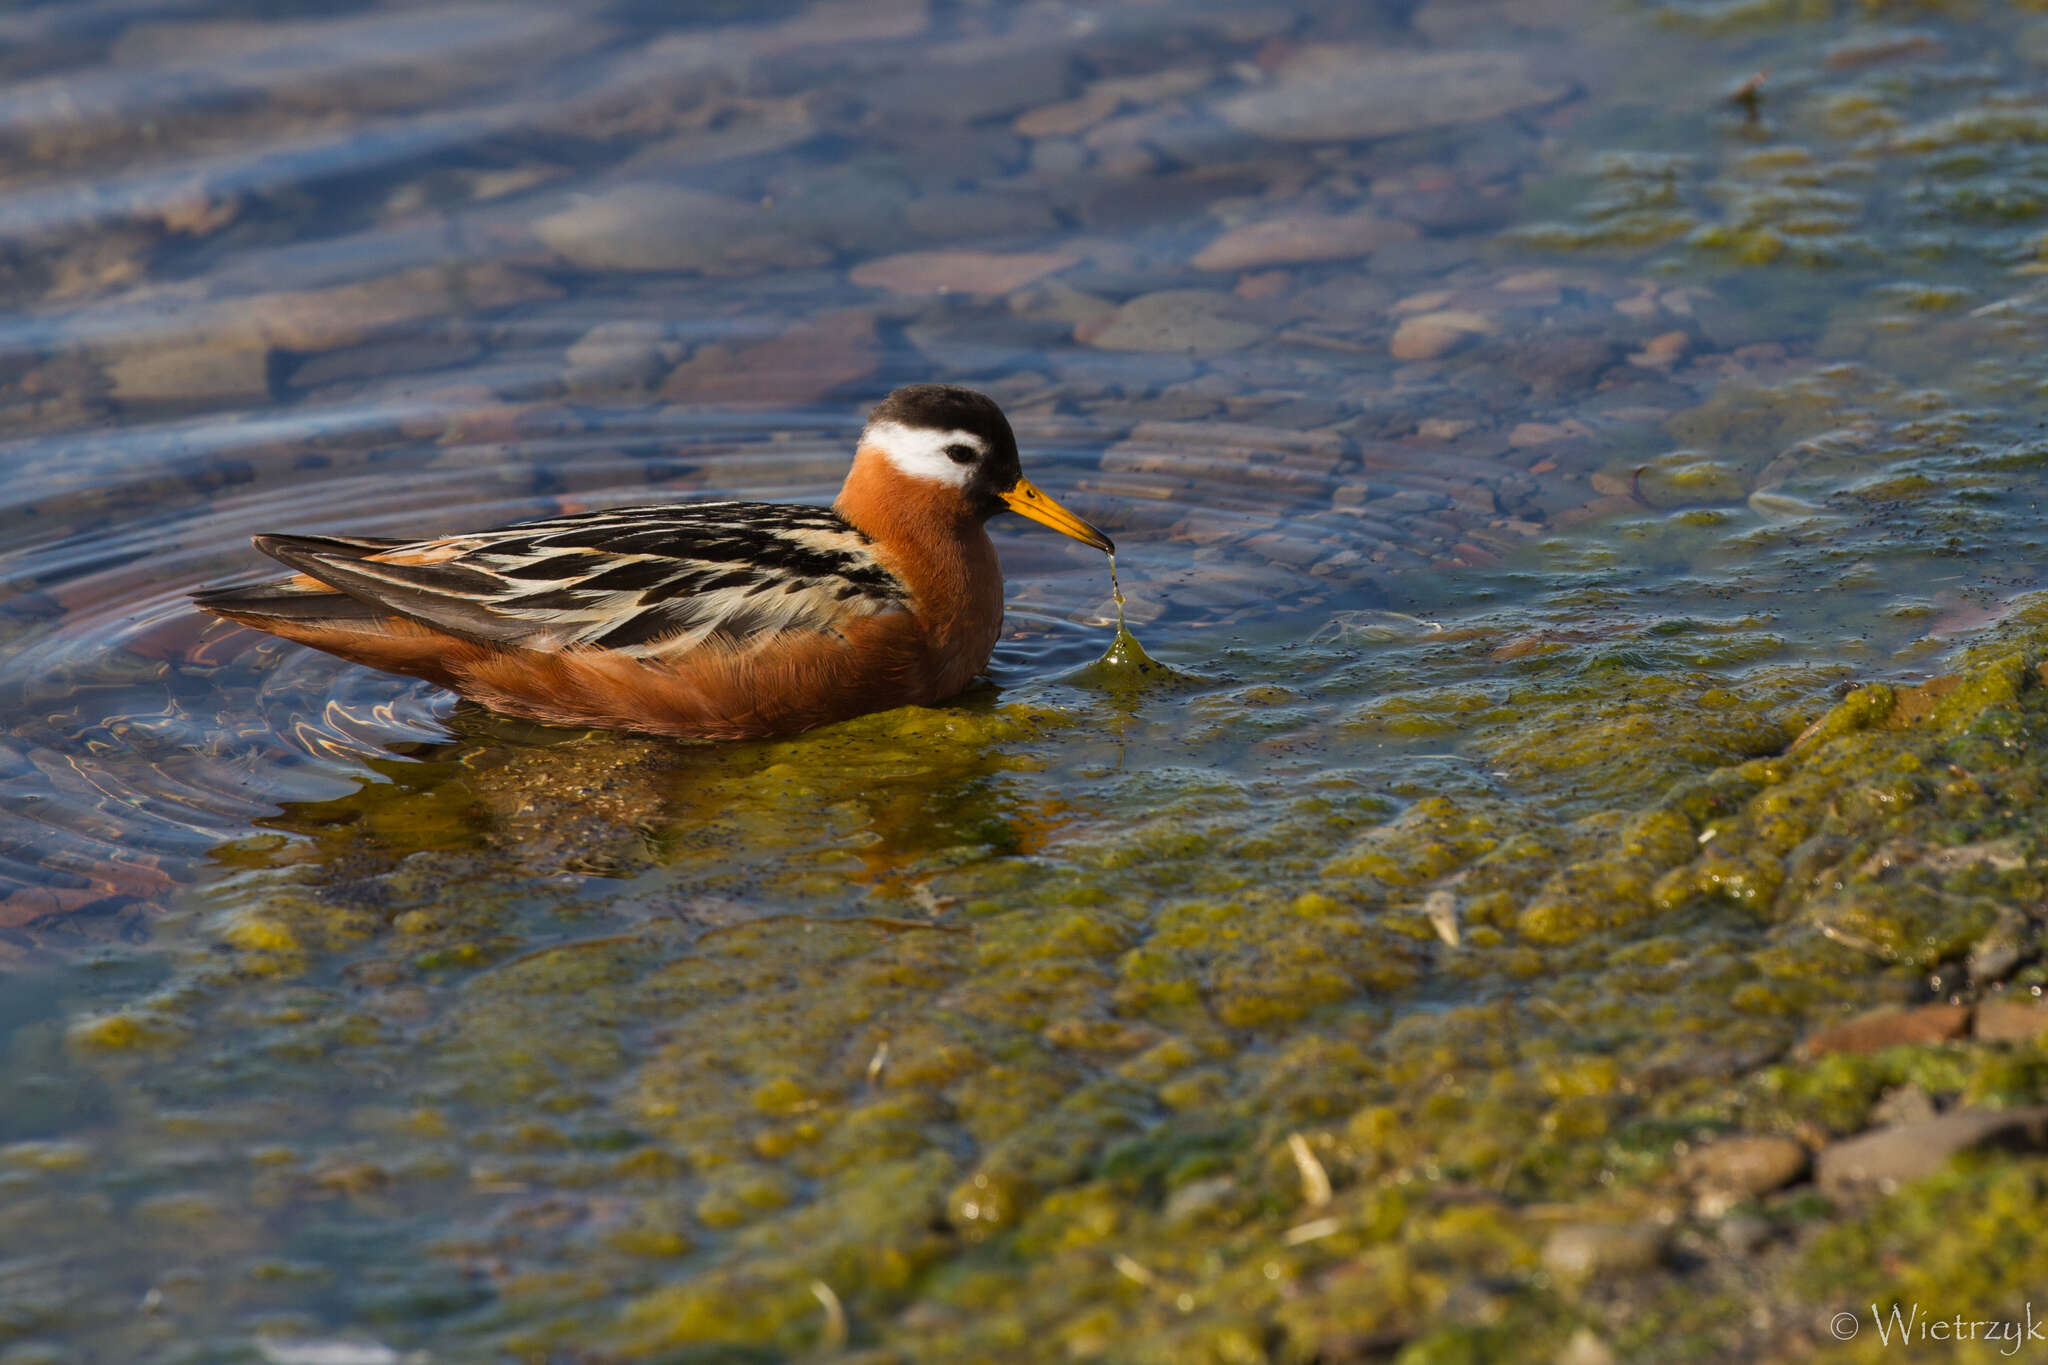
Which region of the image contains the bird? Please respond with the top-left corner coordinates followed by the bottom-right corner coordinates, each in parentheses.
top-left (192, 384), bottom-right (1114, 740)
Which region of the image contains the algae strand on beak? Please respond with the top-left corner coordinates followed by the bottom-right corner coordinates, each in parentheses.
top-left (1094, 553), bottom-right (1166, 677)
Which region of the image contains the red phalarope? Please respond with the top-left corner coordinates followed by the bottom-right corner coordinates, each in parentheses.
top-left (194, 385), bottom-right (1114, 739)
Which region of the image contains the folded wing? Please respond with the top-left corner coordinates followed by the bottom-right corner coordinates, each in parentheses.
top-left (198, 503), bottom-right (910, 658)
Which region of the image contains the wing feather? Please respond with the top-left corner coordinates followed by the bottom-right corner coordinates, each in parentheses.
top-left (248, 502), bottom-right (909, 657)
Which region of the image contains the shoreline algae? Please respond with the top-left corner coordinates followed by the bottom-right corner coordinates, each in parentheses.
top-left (21, 603), bottom-right (2048, 1361)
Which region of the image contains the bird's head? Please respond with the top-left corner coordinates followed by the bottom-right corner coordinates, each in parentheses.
top-left (856, 384), bottom-right (1114, 553)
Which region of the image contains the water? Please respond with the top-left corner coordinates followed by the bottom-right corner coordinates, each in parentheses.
top-left (4, 0), bottom-right (2048, 1359)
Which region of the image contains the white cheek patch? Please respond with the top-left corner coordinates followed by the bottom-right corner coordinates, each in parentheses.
top-left (862, 421), bottom-right (980, 488)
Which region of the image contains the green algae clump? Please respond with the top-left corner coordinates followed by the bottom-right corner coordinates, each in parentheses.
top-left (1066, 561), bottom-right (1195, 695)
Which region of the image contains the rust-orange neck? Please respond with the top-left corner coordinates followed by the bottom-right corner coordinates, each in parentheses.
top-left (834, 446), bottom-right (1003, 681)
top-left (834, 446), bottom-right (983, 559)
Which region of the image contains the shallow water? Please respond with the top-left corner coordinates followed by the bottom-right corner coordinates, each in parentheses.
top-left (6, 0), bottom-right (2048, 1360)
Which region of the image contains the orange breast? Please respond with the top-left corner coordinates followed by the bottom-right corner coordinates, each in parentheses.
top-left (226, 601), bottom-right (973, 740)
top-left (834, 447), bottom-right (1008, 701)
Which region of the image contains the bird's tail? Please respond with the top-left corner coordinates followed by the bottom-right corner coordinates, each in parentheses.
top-left (191, 533), bottom-right (408, 626)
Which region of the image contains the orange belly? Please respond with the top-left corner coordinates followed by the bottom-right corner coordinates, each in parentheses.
top-left (220, 609), bottom-right (976, 739)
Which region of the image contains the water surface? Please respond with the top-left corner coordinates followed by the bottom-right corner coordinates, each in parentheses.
top-left (5, 0), bottom-right (2048, 1360)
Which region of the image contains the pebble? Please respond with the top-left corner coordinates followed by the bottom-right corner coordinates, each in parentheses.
top-left (1294, 276), bottom-right (1394, 323)
top-left (1797, 1003), bottom-right (1971, 1060)
top-left (1717, 1213), bottom-right (1774, 1255)
top-left (1497, 268), bottom-right (1565, 294)
top-left (1816, 1107), bottom-right (2048, 1194)
top-left (1119, 419), bottom-right (1349, 462)
top-left (1233, 270), bottom-right (1291, 301)
top-left (1966, 905), bottom-right (2029, 984)
top-left (759, 163), bottom-right (916, 254)
top-left (1555, 1327), bottom-right (1618, 1365)
top-left (1161, 1175), bottom-right (1239, 1229)
top-left (1680, 1135), bottom-right (1808, 1215)
top-left (1094, 65), bottom-right (1216, 106)
top-left (1009, 280), bottom-right (1118, 331)
top-left (1628, 330), bottom-right (1690, 370)
top-left (1389, 310), bottom-right (1493, 361)
top-left (106, 340), bottom-right (270, 404)
top-left (1554, 494), bottom-right (1641, 528)
top-left (1868, 1084), bottom-right (1938, 1129)
top-left (534, 184), bottom-right (823, 273)
top-left (850, 249), bottom-right (1080, 296)
top-left (902, 312), bottom-right (1067, 373)
top-left (1393, 288), bottom-right (1459, 315)
top-left (1014, 89), bottom-right (1119, 138)
top-left (1747, 490), bottom-right (1828, 521)
top-left (288, 331), bottom-right (481, 392)
top-left (1509, 336), bottom-right (1620, 394)
top-left (1218, 47), bottom-right (1572, 142)
top-left (633, 107), bottom-right (819, 170)
top-left (1974, 999), bottom-right (2048, 1043)
top-left (1081, 108), bottom-right (1173, 157)
top-left (861, 38), bottom-right (1072, 125)
top-left (249, 1334), bottom-right (402, 1365)
top-left (753, 0), bottom-right (929, 52)
top-left (563, 320), bottom-right (674, 393)
top-left (1508, 422), bottom-right (1584, 448)
top-left (658, 309), bottom-right (876, 406)
top-left (1540, 1221), bottom-right (1666, 1288)
top-left (224, 263), bottom-right (558, 353)
top-left (1079, 166), bottom-right (1266, 233)
top-left (1823, 30), bottom-right (1945, 69)
top-left (1969, 937), bottom-right (2026, 985)
top-left (153, 186), bottom-right (243, 237)
top-left (1087, 290), bottom-right (1268, 354)
top-left (1028, 138), bottom-right (1088, 178)
top-left (112, 7), bottom-right (601, 107)
top-left (1191, 212), bottom-right (1418, 272)
top-left (902, 191), bottom-right (1060, 240)
top-left (44, 232), bottom-right (151, 301)
top-left (1422, 888), bottom-right (1460, 946)
top-left (1378, 180), bottom-right (1515, 235)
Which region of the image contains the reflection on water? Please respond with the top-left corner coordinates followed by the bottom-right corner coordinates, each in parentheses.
top-left (4, 0), bottom-right (2048, 1357)
top-left (245, 696), bottom-right (1089, 898)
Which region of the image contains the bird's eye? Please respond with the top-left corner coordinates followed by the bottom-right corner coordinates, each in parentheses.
top-left (943, 442), bottom-right (978, 465)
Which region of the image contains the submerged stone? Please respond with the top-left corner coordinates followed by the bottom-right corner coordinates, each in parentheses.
top-left (535, 184), bottom-right (826, 273)
top-left (1816, 1108), bottom-right (2048, 1193)
top-left (1540, 1222), bottom-right (1667, 1287)
top-left (1086, 290), bottom-right (1269, 353)
top-left (1218, 48), bottom-right (1572, 143)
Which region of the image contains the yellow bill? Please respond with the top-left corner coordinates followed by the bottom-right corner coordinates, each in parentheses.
top-left (999, 476), bottom-right (1115, 553)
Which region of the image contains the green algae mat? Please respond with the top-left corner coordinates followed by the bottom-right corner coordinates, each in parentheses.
top-left (22, 604), bottom-right (2048, 1364)
top-left (9, 0), bottom-right (2048, 1362)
